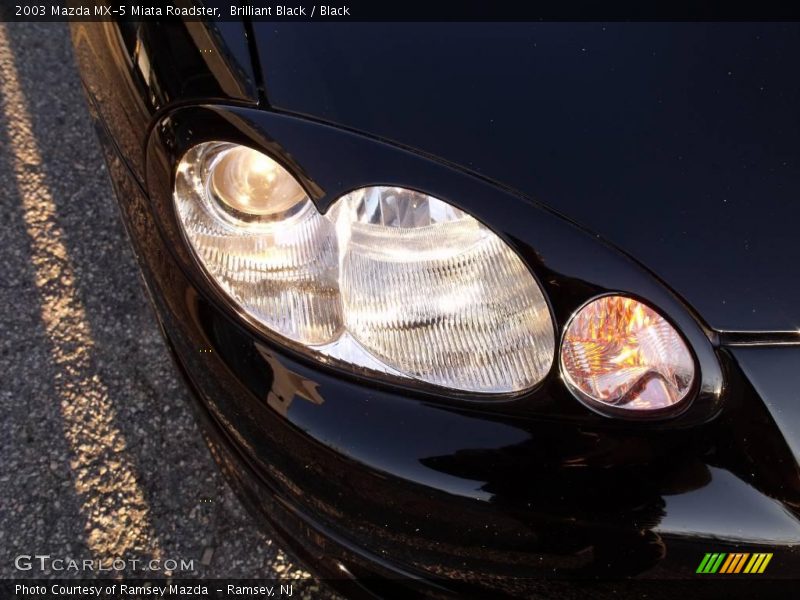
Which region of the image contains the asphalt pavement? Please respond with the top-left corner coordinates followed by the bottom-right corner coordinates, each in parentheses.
top-left (0, 21), bottom-right (334, 592)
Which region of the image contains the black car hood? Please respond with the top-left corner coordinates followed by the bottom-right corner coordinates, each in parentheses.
top-left (253, 23), bottom-right (800, 332)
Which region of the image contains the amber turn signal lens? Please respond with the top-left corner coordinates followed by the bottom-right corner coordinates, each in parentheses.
top-left (560, 295), bottom-right (695, 413)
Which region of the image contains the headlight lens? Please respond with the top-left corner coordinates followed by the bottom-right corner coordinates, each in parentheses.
top-left (174, 142), bottom-right (555, 394)
top-left (335, 187), bottom-right (555, 393)
top-left (560, 295), bottom-right (695, 412)
top-left (208, 144), bottom-right (308, 219)
top-left (174, 143), bottom-right (343, 346)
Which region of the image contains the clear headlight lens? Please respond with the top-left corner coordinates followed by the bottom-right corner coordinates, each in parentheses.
top-left (560, 295), bottom-right (695, 412)
top-left (336, 187), bottom-right (555, 392)
top-left (174, 142), bottom-right (555, 394)
top-left (174, 143), bottom-right (342, 346)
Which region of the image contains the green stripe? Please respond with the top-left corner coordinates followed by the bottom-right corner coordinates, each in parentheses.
top-left (706, 553), bottom-right (720, 573)
top-left (702, 553), bottom-right (719, 573)
top-left (709, 553), bottom-right (727, 573)
top-left (697, 553), bottom-right (713, 573)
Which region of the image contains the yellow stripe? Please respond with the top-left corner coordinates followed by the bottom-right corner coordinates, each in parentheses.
top-left (734, 553), bottom-right (750, 573)
top-left (744, 554), bottom-right (762, 573)
top-left (719, 553), bottom-right (736, 573)
top-left (758, 554), bottom-right (773, 574)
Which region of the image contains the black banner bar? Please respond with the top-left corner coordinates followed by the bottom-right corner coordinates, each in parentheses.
top-left (3, 0), bottom-right (800, 22)
top-left (3, 578), bottom-right (800, 599)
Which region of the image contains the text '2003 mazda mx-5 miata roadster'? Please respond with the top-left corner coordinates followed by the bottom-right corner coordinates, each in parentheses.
top-left (72, 16), bottom-right (800, 597)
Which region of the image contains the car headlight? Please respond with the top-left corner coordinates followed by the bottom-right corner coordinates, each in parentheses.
top-left (560, 295), bottom-right (695, 413)
top-left (174, 142), bottom-right (555, 394)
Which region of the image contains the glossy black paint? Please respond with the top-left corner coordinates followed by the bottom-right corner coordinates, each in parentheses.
top-left (255, 22), bottom-right (800, 333)
top-left (73, 19), bottom-right (800, 595)
top-left (731, 347), bottom-right (800, 466)
top-left (71, 18), bottom-right (257, 184)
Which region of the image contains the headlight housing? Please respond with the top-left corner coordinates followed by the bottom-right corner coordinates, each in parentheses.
top-left (152, 107), bottom-right (725, 425)
top-left (174, 142), bottom-right (555, 394)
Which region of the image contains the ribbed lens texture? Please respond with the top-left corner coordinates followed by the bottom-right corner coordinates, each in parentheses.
top-left (174, 143), bottom-right (342, 345)
top-left (560, 296), bottom-right (694, 411)
top-left (339, 188), bottom-right (554, 392)
top-left (174, 145), bottom-right (555, 394)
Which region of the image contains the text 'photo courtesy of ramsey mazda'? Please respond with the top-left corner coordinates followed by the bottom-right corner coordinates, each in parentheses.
top-left (3, 7), bottom-right (799, 600)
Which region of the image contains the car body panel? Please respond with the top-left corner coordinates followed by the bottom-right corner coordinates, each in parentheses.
top-left (254, 22), bottom-right (800, 332)
top-left (95, 121), bottom-right (800, 586)
top-left (71, 19), bottom-right (257, 185)
top-left (73, 18), bottom-right (800, 595)
top-left (143, 104), bottom-right (799, 583)
top-left (731, 346), bottom-right (800, 465)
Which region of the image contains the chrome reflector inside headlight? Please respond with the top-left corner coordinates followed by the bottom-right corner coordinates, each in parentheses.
top-left (174, 142), bottom-right (555, 394)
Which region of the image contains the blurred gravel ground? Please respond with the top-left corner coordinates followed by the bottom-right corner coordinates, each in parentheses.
top-left (0, 21), bottom-right (333, 592)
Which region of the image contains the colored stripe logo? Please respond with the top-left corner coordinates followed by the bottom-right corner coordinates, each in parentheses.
top-left (696, 552), bottom-right (773, 574)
